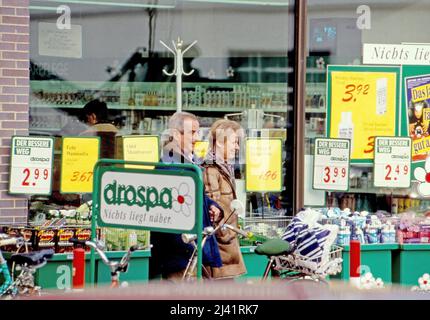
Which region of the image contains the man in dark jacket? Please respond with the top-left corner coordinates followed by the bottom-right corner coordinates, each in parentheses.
top-left (149, 112), bottom-right (222, 281)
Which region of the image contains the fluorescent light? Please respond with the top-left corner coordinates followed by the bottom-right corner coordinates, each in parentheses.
top-left (31, 0), bottom-right (176, 9)
top-left (184, 0), bottom-right (288, 6)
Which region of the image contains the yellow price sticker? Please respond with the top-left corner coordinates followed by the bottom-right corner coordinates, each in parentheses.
top-left (245, 139), bottom-right (282, 192)
top-left (123, 135), bottom-right (159, 169)
top-left (60, 137), bottom-right (100, 193)
top-left (329, 67), bottom-right (399, 161)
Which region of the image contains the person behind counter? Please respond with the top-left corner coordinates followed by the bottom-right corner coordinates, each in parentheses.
top-left (80, 99), bottom-right (119, 159)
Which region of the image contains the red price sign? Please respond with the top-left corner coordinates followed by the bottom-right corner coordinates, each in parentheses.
top-left (373, 137), bottom-right (411, 188)
top-left (21, 168), bottom-right (50, 187)
top-left (322, 166), bottom-right (347, 184)
top-left (313, 138), bottom-right (350, 191)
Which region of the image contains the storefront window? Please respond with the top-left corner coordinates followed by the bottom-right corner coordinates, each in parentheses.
top-left (28, 0), bottom-right (295, 248)
top-left (305, 1), bottom-right (430, 238)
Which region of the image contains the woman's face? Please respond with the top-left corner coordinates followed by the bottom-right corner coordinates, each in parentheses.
top-left (223, 131), bottom-right (240, 162)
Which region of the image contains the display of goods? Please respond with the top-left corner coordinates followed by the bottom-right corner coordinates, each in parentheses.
top-left (1, 227), bottom-right (36, 252)
top-left (74, 228), bottom-right (92, 252)
top-left (35, 228), bottom-right (57, 250)
top-left (103, 228), bottom-right (149, 251)
top-left (56, 228), bottom-right (75, 253)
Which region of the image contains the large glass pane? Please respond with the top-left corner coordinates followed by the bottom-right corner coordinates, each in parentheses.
top-left (28, 1), bottom-right (295, 250)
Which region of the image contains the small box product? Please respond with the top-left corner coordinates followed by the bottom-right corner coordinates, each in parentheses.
top-left (35, 228), bottom-right (57, 250)
top-left (74, 228), bottom-right (92, 252)
top-left (56, 228), bottom-right (75, 253)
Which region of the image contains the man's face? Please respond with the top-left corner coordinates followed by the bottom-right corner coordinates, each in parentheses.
top-left (177, 118), bottom-right (200, 156)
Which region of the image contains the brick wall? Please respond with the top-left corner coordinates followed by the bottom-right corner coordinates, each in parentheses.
top-left (0, 0), bottom-right (30, 225)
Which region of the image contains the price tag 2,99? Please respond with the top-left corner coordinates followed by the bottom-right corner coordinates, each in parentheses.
top-left (373, 137), bottom-right (411, 188)
top-left (313, 138), bottom-right (351, 191)
top-left (9, 136), bottom-right (54, 195)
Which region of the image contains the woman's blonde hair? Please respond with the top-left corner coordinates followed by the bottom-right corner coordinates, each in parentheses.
top-left (208, 119), bottom-right (243, 152)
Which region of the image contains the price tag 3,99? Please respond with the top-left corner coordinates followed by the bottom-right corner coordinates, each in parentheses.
top-left (373, 137), bottom-right (411, 188)
top-left (9, 136), bottom-right (54, 195)
top-left (313, 138), bottom-right (351, 191)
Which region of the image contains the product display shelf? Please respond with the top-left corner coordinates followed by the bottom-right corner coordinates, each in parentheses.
top-left (392, 244), bottom-right (430, 286)
top-left (331, 243), bottom-right (399, 283)
top-left (305, 107), bottom-right (326, 113)
top-left (2, 249), bottom-right (151, 289)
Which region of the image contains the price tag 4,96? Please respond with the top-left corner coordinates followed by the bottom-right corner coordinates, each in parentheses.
top-left (313, 138), bottom-right (351, 191)
top-left (373, 137), bottom-right (411, 188)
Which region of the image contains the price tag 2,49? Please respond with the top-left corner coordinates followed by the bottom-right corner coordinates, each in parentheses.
top-left (313, 138), bottom-right (351, 191)
top-left (373, 137), bottom-right (411, 188)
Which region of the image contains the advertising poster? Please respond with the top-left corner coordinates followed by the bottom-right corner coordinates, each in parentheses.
top-left (405, 74), bottom-right (430, 162)
top-left (327, 65), bottom-right (401, 163)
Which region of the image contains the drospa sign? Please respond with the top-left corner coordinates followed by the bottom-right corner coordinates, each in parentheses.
top-left (98, 170), bottom-right (197, 232)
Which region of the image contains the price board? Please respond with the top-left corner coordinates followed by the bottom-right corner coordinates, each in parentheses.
top-left (123, 135), bottom-right (159, 169)
top-left (193, 141), bottom-right (209, 160)
top-left (60, 137), bottom-right (100, 193)
top-left (245, 138), bottom-right (282, 192)
top-left (313, 138), bottom-right (350, 191)
top-left (327, 65), bottom-right (400, 163)
top-left (9, 136), bottom-right (54, 195)
top-left (373, 137), bottom-right (411, 188)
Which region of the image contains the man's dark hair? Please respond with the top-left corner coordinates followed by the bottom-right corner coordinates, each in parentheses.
top-left (82, 99), bottom-right (108, 123)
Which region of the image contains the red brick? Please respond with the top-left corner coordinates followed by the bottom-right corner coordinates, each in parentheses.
top-left (2, 16), bottom-right (28, 25)
top-left (1, 208), bottom-right (27, 216)
top-left (2, 121), bottom-right (28, 129)
top-left (14, 200), bottom-right (27, 207)
top-left (15, 130), bottom-right (28, 135)
top-left (0, 7), bottom-right (15, 15)
top-left (0, 217), bottom-right (14, 225)
top-left (13, 217), bottom-right (28, 224)
top-left (16, 78), bottom-right (28, 86)
top-left (15, 8), bottom-right (29, 17)
top-left (0, 114), bottom-right (14, 121)
top-left (0, 78), bottom-right (15, 86)
top-left (0, 42), bottom-right (15, 51)
top-left (0, 60), bottom-right (15, 68)
top-left (0, 182), bottom-right (9, 190)
top-left (0, 166), bottom-right (9, 173)
top-left (2, 0), bottom-right (28, 7)
top-left (2, 51), bottom-right (28, 60)
top-left (16, 43), bottom-right (29, 52)
top-left (0, 174), bottom-right (8, 182)
top-left (3, 86), bottom-right (29, 94)
top-left (0, 25), bottom-right (28, 34)
top-left (16, 95), bottom-right (28, 103)
top-left (1, 157), bottom-right (11, 165)
top-left (0, 200), bottom-right (14, 208)
top-left (2, 137), bottom-right (11, 146)
top-left (0, 95), bottom-right (15, 102)
top-left (0, 147), bottom-right (10, 155)
top-left (2, 34), bottom-right (28, 43)
top-left (3, 69), bottom-right (27, 77)
top-left (0, 129), bottom-right (14, 137)
top-left (17, 60), bottom-right (29, 69)
top-left (15, 113), bottom-right (28, 120)
top-left (1, 104), bottom-right (26, 112)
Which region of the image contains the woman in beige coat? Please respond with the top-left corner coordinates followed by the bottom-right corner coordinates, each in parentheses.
top-left (202, 119), bottom-right (247, 279)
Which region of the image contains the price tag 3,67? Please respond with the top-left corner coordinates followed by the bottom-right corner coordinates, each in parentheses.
top-left (313, 138), bottom-right (351, 191)
top-left (373, 137), bottom-right (411, 188)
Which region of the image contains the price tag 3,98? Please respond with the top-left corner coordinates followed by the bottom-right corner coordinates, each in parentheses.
top-left (373, 137), bottom-right (411, 188)
top-left (313, 138), bottom-right (351, 191)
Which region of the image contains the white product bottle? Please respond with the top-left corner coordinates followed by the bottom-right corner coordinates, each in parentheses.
top-left (376, 78), bottom-right (387, 115)
top-left (338, 111), bottom-right (354, 153)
